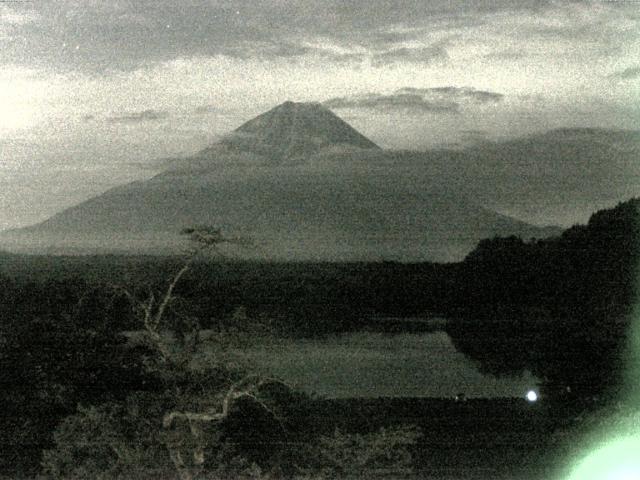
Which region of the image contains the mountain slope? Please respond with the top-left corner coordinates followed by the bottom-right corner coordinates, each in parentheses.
top-left (0, 102), bottom-right (560, 261)
top-left (457, 128), bottom-right (640, 226)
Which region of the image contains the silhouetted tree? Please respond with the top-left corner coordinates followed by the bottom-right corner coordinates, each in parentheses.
top-left (43, 227), bottom-right (315, 480)
top-left (447, 198), bottom-right (640, 403)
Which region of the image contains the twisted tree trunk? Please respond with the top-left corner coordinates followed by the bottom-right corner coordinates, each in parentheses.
top-left (162, 375), bottom-right (286, 480)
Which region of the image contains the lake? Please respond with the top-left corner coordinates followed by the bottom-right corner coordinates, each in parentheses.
top-left (220, 331), bottom-right (539, 399)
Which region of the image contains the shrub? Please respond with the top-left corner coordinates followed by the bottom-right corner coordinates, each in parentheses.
top-left (42, 395), bottom-right (173, 480)
top-left (301, 425), bottom-right (422, 478)
top-left (42, 376), bottom-right (316, 480)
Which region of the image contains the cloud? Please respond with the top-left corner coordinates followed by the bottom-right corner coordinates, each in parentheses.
top-left (483, 50), bottom-right (526, 61)
top-left (611, 66), bottom-right (640, 80)
top-left (106, 109), bottom-right (169, 123)
top-left (1, 0), bottom-right (587, 73)
top-left (398, 87), bottom-right (504, 104)
top-left (324, 93), bottom-right (460, 114)
top-left (0, 6), bottom-right (39, 26)
top-left (213, 40), bottom-right (314, 60)
top-left (505, 1), bottom-right (640, 60)
top-left (193, 104), bottom-right (225, 115)
top-left (324, 86), bottom-right (504, 115)
top-left (370, 43), bottom-right (450, 66)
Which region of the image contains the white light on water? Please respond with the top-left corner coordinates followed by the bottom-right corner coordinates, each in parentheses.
top-left (526, 390), bottom-right (538, 402)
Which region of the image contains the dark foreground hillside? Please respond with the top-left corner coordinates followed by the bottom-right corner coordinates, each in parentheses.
top-left (0, 199), bottom-right (637, 479)
top-left (314, 397), bottom-right (558, 480)
top-left (447, 198), bottom-right (640, 401)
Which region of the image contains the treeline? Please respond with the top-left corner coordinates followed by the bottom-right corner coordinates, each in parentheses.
top-left (446, 198), bottom-right (639, 402)
top-left (0, 256), bottom-right (448, 336)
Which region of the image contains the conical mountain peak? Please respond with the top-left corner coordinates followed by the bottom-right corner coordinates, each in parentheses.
top-left (219, 101), bottom-right (379, 159)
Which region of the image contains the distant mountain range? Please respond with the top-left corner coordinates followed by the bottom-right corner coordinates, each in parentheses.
top-left (456, 128), bottom-right (640, 226)
top-left (4, 101), bottom-right (637, 261)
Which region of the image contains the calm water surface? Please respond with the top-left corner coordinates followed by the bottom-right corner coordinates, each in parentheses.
top-left (232, 331), bottom-right (539, 399)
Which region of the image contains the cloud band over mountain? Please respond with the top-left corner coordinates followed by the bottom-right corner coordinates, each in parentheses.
top-left (324, 87), bottom-right (504, 113)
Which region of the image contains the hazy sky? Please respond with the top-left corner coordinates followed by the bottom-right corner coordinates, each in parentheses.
top-left (1, 0), bottom-right (639, 230)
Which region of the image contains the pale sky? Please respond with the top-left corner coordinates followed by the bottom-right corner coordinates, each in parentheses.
top-left (1, 0), bottom-right (639, 230)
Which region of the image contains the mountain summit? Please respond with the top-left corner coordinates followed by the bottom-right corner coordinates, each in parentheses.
top-left (218, 101), bottom-right (379, 160)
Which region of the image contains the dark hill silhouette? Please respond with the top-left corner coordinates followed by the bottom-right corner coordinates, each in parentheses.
top-left (447, 198), bottom-right (640, 401)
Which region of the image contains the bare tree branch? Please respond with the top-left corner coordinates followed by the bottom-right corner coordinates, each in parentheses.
top-left (117, 226), bottom-right (270, 480)
top-left (154, 260), bottom-right (193, 333)
top-left (161, 375), bottom-right (292, 480)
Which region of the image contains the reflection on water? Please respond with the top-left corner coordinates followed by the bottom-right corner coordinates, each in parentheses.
top-left (236, 331), bottom-right (539, 399)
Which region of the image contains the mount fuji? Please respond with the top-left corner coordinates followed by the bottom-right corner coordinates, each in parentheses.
top-left (0, 101), bottom-right (559, 261)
